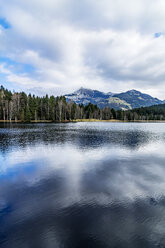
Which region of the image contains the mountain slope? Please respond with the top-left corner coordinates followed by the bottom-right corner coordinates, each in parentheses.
top-left (113, 90), bottom-right (162, 109)
top-left (65, 88), bottom-right (164, 110)
top-left (65, 87), bottom-right (113, 108)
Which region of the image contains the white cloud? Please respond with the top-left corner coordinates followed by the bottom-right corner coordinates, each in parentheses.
top-left (0, 0), bottom-right (165, 98)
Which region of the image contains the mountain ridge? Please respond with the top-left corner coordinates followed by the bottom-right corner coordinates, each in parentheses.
top-left (65, 87), bottom-right (165, 110)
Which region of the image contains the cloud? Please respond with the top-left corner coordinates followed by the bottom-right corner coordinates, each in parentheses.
top-left (0, 0), bottom-right (165, 98)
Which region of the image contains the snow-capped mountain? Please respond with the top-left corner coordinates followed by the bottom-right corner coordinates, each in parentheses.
top-left (65, 88), bottom-right (164, 110)
top-left (65, 87), bottom-right (114, 108)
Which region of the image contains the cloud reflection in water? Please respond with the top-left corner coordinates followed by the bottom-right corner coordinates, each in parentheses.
top-left (0, 122), bottom-right (165, 247)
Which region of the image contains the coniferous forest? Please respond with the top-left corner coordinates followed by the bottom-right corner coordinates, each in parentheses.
top-left (0, 85), bottom-right (165, 122)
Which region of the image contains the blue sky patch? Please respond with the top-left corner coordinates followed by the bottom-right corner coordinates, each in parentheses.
top-left (0, 57), bottom-right (35, 74)
top-left (0, 18), bottom-right (11, 29)
top-left (154, 32), bottom-right (162, 38)
top-left (0, 57), bottom-right (35, 91)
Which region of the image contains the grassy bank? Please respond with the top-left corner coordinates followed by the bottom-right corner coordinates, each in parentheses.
top-left (0, 119), bottom-right (121, 123)
top-left (73, 119), bottom-right (165, 123)
top-left (72, 119), bottom-right (121, 122)
top-left (0, 120), bottom-right (53, 123)
top-left (0, 120), bottom-right (22, 123)
top-left (0, 120), bottom-right (70, 123)
top-left (0, 119), bottom-right (165, 123)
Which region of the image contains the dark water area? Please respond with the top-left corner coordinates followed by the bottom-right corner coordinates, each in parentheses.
top-left (0, 122), bottom-right (165, 248)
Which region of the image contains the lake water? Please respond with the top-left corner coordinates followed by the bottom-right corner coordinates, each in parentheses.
top-left (0, 122), bottom-right (165, 248)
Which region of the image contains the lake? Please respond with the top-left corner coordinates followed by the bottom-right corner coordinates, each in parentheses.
top-left (0, 122), bottom-right (165, 248)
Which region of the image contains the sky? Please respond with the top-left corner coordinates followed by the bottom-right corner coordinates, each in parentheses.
top-left (0, 0), bottom-right (165, 99)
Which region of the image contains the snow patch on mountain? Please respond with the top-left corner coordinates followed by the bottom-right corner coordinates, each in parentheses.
top-left (65, 88), bottom-right (164, 110)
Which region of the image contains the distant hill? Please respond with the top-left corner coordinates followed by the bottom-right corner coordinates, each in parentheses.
top-left (128, 103), bottom-right (165, 121)
top-left (65, 88), bottom-right (164, 110)
top-left (131, 103), bottom-right (165, 113)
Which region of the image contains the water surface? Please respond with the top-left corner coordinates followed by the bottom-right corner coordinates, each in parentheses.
top-left (0, 122), bottom-right (165, 248)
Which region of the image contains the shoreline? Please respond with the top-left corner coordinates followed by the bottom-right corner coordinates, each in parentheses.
top-left (72, 119), bottom-right (165, 123)
top-left (0, 119), bottom-right (165, 123)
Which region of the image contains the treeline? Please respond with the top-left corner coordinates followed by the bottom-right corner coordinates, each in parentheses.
top-left (0, 86), bottom-right (165, 122)
top-left (0, 86), bottom-right (117, 122)
top-left (127, 104), bottom-right (165, 121)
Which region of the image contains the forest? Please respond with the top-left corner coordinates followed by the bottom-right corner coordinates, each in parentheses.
top-left (0, 85), bottom-right (165, 122)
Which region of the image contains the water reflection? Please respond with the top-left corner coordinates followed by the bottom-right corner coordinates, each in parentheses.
top-left (0, 123), bottom-right (165, 247)
top-left (0, 122), bottom-right (161, 152)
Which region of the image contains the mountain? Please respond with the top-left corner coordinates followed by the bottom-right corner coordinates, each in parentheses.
top-left (65, 88), bottom-right (164, 110)
top-left (65, 87), bottom-right (114, 108)
top-left (113, 90), bottom-right (163, 109)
